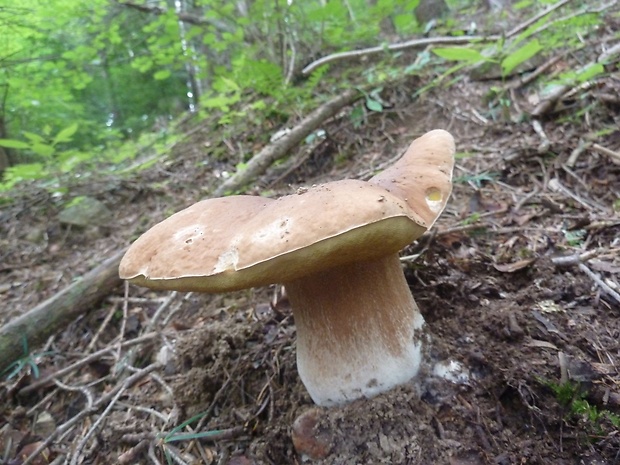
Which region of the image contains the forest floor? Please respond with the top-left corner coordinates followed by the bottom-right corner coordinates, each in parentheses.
top-left (1, 68), bottom-right (620, 464)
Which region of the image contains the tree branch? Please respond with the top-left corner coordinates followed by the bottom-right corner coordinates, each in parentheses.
top-left (212, 88), bottom-right (363, 196)
top-left (116, 0), bottom-right (236, 33)
top-left (302, 0), bottom-right (572, 75)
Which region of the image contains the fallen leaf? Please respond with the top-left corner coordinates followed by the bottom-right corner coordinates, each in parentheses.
top-left (493, 258), bottom-right (536, 273)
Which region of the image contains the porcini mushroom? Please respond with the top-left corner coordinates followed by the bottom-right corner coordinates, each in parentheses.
top-left (119, 129), bottom-right (455, 406)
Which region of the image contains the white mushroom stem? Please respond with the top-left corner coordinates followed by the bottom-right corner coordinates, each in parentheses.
top-left (284, 253), bottom-right (426, 406)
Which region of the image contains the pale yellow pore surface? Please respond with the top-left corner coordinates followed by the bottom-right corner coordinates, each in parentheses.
top-left (119, 179), bottom-right (427, 293)
top-left (370, 129), bottom-right (455, 228)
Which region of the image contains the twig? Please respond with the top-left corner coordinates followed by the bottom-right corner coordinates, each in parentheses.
top-left (70, 379), bottom-right (128, 465)
top-left (86, 301), bottom-right (119, 353)
top-left (507, 55), bottom-right (564, 90)
top-left (162, 295), bottom-right (187, 327)
top-left (266, 137), bottom-right (327, 188)
top-left (54, 378), bottom-right (95, 409)
top-left (21, 363), bottom-right (160, 465)
top-left (532, 120), bottom-right (550, 153)
top-left (505, 0), bottom-right (572, 38)
top-left (591, 143), bottom-right (620, 164)
top-left (548, 178), bottom-right (606, 212)
top-left (148, 440), bottom-right (164, 465)
top-left (302, 0), bottom-right (573, 75)
top-left (118, 439), bottom-right (150, 464)
top-left (303, 35), bottom-right (500, 75)
top-left (551, 249), bottom-right (600, 267)
top-left (119, 291), bottom-right (179, 373)
top-left (435, 223), bottom-right (487, 236)
top-left (160, 443), bottom-right (191, 465)
top-left (147, 291), bottom-right (179, 331)
top-left (117, 0), bottom-right (235, 32)
top-left (558, 352), bottom-right (569, 384)
top-left (566, 139), bottom-right (591, 167)
top-left (212, 89), bottom-right (363, 196)
top-left (116, 282), bottom-right (130, 365)
top-left (19, 332), bottom-right (158, 396)
top-left (116, 402), bottom-right (170, 424)
top-left (0, 249), bottom-right (127, 374)
top-left (578, 263), bottom-right (620, 305)
top-left (532, 32), bottom-right (620, 116)
top-left (599, 40), bottom-right (620, 62)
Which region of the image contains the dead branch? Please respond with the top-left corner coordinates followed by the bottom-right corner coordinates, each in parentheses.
top-left (551, 249), bottom-right (600, 267)
top-left (116, 1), bottom-right (235, 33)
top-left (18, 332), bottom-right (158, 396)
top-left (578, 263), bottom-right (620, 305)
top-left (0, 249), bottom-right (126, 374)
top-left (21, 363), bottom-right (160, 465)
top-left (591, 143), bottom-right (620, 164)
top-left (532, 39), bottom-right (620, 116)
top-left (212, 88), bottom-right (363, 196)
top-left (302, 35), bottom-right (500, 76)
top-left (302, 0), bottom-right (572, 75)
top-left (551, 251), bottom-right (620, 304)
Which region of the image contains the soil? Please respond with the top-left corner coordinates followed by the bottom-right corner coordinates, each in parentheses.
top-left (1, 68), bottom-right (619, 464)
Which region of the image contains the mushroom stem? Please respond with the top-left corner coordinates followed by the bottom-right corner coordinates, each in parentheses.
top-left (284, 253), bottom-right (425, 406)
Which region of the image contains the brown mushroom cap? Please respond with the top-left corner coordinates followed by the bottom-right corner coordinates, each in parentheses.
top-left (119, 179), bottom-right (428, 292)
top-left (370, 129), bottom-right (455, 227)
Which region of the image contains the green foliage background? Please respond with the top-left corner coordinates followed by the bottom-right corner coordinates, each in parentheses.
top-left (0, 0), bottom-right (615, 193)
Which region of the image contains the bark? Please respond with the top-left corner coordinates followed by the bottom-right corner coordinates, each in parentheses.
top-left (0, 83), bottom-right (10, 172)
top-left (213, 88), bottom-right (363, 196)
top-left (0, 249), bottom-right (126, 374)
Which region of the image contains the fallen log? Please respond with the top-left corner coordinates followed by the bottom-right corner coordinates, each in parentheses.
top-left (0, 249), bottom-right (126, 374)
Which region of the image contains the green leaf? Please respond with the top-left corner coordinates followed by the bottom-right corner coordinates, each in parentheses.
top-left (65, 195), bottom-right (86, 208)
top-left (53, 123), bottom-right (79, 145)
top-left (0, 139), bottom-right (30, 149)
top-left (514, 0), bottom-right (533, 9)
top-left (575, 63), bottom-right (604, 83)
top-left (433, 47), bottom-right (491, 63)
top-left (31, 143), bottom-right (55, 158)
top-left (22, 131), bottom-right (46, 143)
top-left (393, 13), bottom-right (418, 33)
top-left (165, 429), bottom-right (229, 443)
top-left (153, 69), bottom-right (171, 80)
top-left (501, 39), bottom-right (542, 76)
top-left (366, 98), bottom-right (383, 112)
top-left (2, 163), bottom-right (46, 186)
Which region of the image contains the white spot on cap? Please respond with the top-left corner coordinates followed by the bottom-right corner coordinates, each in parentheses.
top-left (252, 217), bottom-right (292, 244)
top-left (174, 225), bottom-right (205, 244)
top-left (213, 248), bottom-right (239, 273)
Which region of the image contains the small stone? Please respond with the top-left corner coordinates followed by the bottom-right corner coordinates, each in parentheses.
top-left (58, 196), bottom-right (111, 227)
top-left (291, 408), bottom-right (332, 460)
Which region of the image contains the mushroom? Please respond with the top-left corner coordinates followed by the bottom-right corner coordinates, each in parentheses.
top-left (119, 129), bottom-right (455, 406)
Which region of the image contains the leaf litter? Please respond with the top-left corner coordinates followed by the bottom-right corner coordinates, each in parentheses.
top-left (1, 76), bottom-right (619, 464)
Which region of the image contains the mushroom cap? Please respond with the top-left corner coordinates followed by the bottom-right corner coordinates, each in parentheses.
top-left (119, 129), bottom-right (455, 293)
top-left (370, 129), bottom-right (455, 228)
top-left (120, 179), bottom-right (427, 292)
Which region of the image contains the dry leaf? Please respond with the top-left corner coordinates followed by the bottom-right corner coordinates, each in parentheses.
top-left (493, 258), bottom-right (536, 273)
